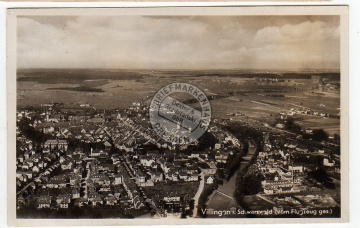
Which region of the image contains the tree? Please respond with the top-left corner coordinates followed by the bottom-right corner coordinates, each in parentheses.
top-left (308, 168), bottom-right (335, 189)
top-left (243, 172), bottom-right (264, 195)
top-left (216, 168), bottom-right (225, 180)
top-left (284, 118), bottom-right (302, 134)
top-left (18, 118), bottom-right (48, 145)
top-left (312, 129), bottom-right (329, 142)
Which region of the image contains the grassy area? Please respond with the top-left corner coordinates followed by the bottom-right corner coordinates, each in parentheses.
top-left (17, 70), bottom-right (340, 115)
top-left (47, 86), bottom-right (105, 93)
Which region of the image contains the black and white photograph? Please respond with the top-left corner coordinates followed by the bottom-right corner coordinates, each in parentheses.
top-left (6, 6), bottom-right (349, 225)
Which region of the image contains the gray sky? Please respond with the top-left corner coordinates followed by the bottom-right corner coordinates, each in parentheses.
top-left (17, 15), bottom-right (340, 70)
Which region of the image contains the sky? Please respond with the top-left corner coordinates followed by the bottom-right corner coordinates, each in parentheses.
top-left (17, 15), bottom-right (340, 70)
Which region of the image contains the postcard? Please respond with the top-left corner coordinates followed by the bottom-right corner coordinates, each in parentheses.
top-left (7, 6), bottom-right (349, 226)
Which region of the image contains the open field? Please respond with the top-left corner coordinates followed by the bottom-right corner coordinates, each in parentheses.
top-left (17, 68), bottom-right (340, 135)
top-left (294, 116), bottom-right (340, 135)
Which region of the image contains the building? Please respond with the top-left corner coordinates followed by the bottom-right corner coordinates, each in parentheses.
top-left (37, 196), bottom-right (51, 209)
top-left (288, 164), bottom-right (304, 173)
top-left (44, 139), bottom-right (68, 151)
top-left (206, 176), bottom-right (214, 184)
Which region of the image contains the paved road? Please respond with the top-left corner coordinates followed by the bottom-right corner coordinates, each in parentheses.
top-left (192, 171), bottom-right (204, 218)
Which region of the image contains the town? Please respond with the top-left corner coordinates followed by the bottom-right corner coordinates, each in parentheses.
top-left (15, 98), bottom-right (341, 218)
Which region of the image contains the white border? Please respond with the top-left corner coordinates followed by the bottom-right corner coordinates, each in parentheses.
top-left (1, 1), bottom-right (359, 228)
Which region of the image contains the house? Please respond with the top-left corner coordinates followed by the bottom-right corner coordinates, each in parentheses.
top-left (147, 150), bottom-right (160, 156)
top-left (185, 166), bottom-right (198, 174)
top-left (56, 194), bottom-right (71, 208)
top-left (134, 170), bottom-right (146, 183)
top-left (69, 174), bottom-right (82, 186)
top-left (71, 188), bottom-right (80, 199)
top-left (207, 160), bottom-right (217, 169)
top-left (104, 141), bottom-right (112, 150)
top-left (18, 155), bottom-right (25, 163)
top-left (37, 161), bottom-right (45, 169)
top-left (288, 164), bottom-right (304, 173)
top-left (90, 148), bottom-right (105, 157)
top-left (214, 143), bottom-right (222, 149)
top-left (24, 151), bottom-right (31, 159)
top-left (113, 186), bottom-right (124, 199)
top-left (98, 164), bottom-right (115, 173)
top-left (160, 162), bottom-right (171, 174)
top-left (74, 198), bottom-right (88, 207)
top-left (323, 158), bottom-right (335, 167)
top-left (31, 154), bottom-right (42, 163)
top-left (87, 182), bottom-right (97, 194)
top-left (138, 180), bottom-right (154, 187)
top-left (98, 175), bottom-right (111, 186)
top-left (25, 159), bottom-right (34, 168)
top-left (17, 195), bottom-right (26, 208)
top-left (74, 165), bottom-right (84, 175)
top-left (58, 140), bottom-right (68, 151)
top-left (43, 126), bottom-right (55, 134)
top-left (164, 195), bottom-right (181, 202)
top-left (32, 165), bottom-right (40, 173)
top-left (44, 139), bottom-right (68, 151)
top-left (139, 155), bottom-right (155, 167)
top-left (188, 151), bottom-right (200, 158)
top-left (187, 174), bottom-right (199, 182)
top-left (150, 171), bottom-right (163, 182)
top-left (91, 196), bottom-right (104, 206)
top-left (99, 186), bottom-right (112, 193)
top-left (215, 151), bottom-right (229, 163)
top-left (105, 196), bottom-right (117, 206)
top-left (178, 172), bottom-right (188, 181)
top-left (206, 176), bottom-right (214, 184)
top-left (114, 174), bottom-right (122, 185)
top-left (61, 159), bottom-right (73, 170)
top-left (174, 154), bottom-right (188, 162)
top-left (264, 188), bottom-right (274, 194)
top-left (277, 186), bottom-right (300, 194)
top-left (59, 156), bottom-right (66, 164)
top-left (170, 172), bottom-right (178, 182)
top-left (16, 171), bottom-right (27, 181)
top-left (44, 139), bottom-right (59, 150)
top-left (46, 176), bottom-right (67, 188)
top-left (24, 171), bottom-right (32, 179)
top-left (37, 196), bottom-right (51, 209)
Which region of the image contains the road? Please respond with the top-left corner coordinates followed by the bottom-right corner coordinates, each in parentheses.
top-left (192, 171), bottom-right (204, 218)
